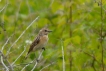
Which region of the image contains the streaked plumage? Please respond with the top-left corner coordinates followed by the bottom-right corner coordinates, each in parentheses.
top-left (25, 27), bottom-right (52, 59)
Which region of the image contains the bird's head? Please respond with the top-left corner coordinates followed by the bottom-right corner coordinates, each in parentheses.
top-left (39, 27), bottom-right (52, 35)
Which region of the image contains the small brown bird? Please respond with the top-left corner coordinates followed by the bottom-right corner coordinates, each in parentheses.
top-left (25, 27), bottom-right (52, 59)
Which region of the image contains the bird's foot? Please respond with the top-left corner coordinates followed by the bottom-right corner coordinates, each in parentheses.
top-left (36, 59), bottom-right (39, 62)
top-left (42, 47), bottom-right (45, 51)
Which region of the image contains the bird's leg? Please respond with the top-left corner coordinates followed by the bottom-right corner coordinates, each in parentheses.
top-left (37, 59), bottom-right (39, 62)
top-left (42, 47), bottom-right (45, 51)
top-left (34, 58), bottom-right (39, 62)
top-left (34, 53), bottom-right (38, 62)
top-left (34, 53), bottom-right (36, 58)
top-left (34, 54), bottom-right (39, 62)
top-left (36, 47), bottom-right (45, 62)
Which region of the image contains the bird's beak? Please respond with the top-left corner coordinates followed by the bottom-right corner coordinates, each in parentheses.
top-left (48, 30), bottom-right (52, 32)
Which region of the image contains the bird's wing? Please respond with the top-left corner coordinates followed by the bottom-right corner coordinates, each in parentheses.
top-left (27, 35), bottom-right (40, 55)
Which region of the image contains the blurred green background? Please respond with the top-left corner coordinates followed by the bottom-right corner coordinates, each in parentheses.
top-left (0, 0), bottom-right (106, 71)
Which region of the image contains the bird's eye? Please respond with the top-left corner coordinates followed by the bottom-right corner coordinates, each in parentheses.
top-left (45, 30), bottom-right (47, 32)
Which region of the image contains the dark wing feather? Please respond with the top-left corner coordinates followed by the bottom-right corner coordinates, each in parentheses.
top-left (27, 35), bottom-right (40, 55)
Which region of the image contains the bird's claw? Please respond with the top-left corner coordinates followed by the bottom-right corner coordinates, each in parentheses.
top-left (42, 47), bottom-right (45, 51)
top-left (36, 59), bottom-right (39, 62)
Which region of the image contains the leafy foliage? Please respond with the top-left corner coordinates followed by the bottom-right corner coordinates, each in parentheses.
top-left (0, 0), bottom-right (106, 71)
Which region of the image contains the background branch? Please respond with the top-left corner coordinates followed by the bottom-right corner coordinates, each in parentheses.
top-left (31, 49), bottom-right (44, 71)
top-left (40, 62), bottom-right (55, 71)
top-left (6, 16), bottom-right (39, 56)
top-left (100, 0), bottom-right (104, 71)
top-left (0, 51), bottom-right (13, 71)
top-left (11, 45), bottom-right (27, 66)
top-left (0, 2), bottom-right (8, 13)
top-left (21, 49), bottom-right (44, 71)
top-left (61, 39), bottom-right (65, 71)
top-left (1, 56), bottom-right (9, 71)
top-left (1, 34), bottom-right (14, 52)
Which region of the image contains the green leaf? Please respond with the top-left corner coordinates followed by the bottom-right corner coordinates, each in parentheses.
top-left (71, 35), bottom-right (81, 45)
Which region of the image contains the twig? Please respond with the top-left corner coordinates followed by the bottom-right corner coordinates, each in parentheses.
top-left (0, 0), bottom-right (9, 32)
top-left (100, 0), bottom-right (104, 71)
top-left (31, 50), bottom-right (44, 71)
top-left (92, 58), bottom-right (96, 71)
top-left (15, 1), bottom-right (22, 21)
top-left (94, 0), bottom-right (104, 70)
top-left (26, 0), bottom-right (32, 21)
top-left (1, 56), bottom-right (9, 71)
top-left (11, 45), bottom-right (27, 66)
top-left (83, 51), bottom-right (100, 65)
top-left (0, 2), bottom-right (8, 13)
top-left (1, 34), bottom-right (14, 52)
top-left (13, 1), bottom-right (22, 33)
top-left (6, 16), bottom-right (39, 56)
top-left (21, 49), bottom-right (44, 71)
top-left (40, 62), bottom-right (55, 71)
top-left (0, 51), bottom-right (13, 71)
top-left (61, 40), bottom-right (65, 71)
top-left (0, 62), bottom-right (34, 71)
top-left (49, 0), bottom-right (54, 7)
top-left (6, 60), bottom-right (14, 71)
top-left (21, 61), bottom-right (33, 71)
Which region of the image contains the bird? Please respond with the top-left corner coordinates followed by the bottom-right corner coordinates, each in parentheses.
top-left (25, 27), bottom-right (52, 59)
